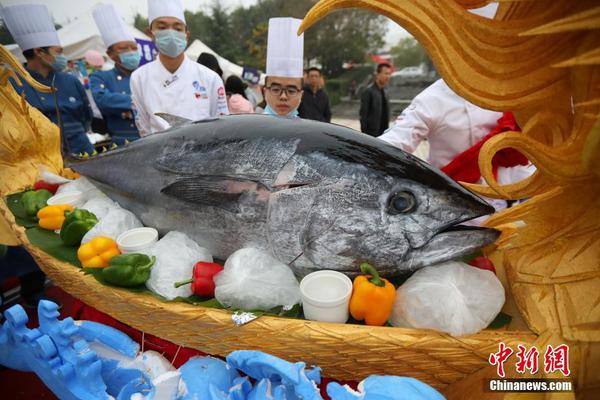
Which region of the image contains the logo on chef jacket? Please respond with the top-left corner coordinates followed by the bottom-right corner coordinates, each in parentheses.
top-left (218, 87), bottom-right (225, 97)
top-left (193, 81), bottom-right (208, 99)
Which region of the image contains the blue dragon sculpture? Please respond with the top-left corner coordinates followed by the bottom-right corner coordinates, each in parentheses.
top-left (0, 300), bottom-right (444, 399)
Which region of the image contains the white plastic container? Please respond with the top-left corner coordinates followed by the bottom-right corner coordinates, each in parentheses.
top-left (300, 270), bottom-right (353, 323)
top-left (117, 227), bottom-right (159, 253)
top-left (46, 191), bottom-right (85, 208)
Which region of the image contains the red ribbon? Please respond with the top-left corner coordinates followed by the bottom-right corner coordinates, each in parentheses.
top-left (441, 112), bottom-right (529, 183)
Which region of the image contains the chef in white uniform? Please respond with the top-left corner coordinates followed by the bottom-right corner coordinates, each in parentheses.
top-left (263, 18), bottom-right (304, 117)
top-left (379, 79), bottom-right (535, 223)
top-left (130, 0), bottom-right (228, 135)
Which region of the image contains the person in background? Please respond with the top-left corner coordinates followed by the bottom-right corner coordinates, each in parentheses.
top-left (225, 75), bottom-right (254, 114)
top-left (379, 79), bottom-right (535, 223)
top-left (298, 67), bottom-right (331, 123)
top-left (360, 63), bottom-right (392, 137)
top-left (90, 3), bottom-right (141, 145)
top-left (4, 3), bottom-right (94, 155)
top-left (196, 52), bottom-right (224, 82)
top-left (263, 18), bottom-right (304, 117)
top-left (131, 0), bottom-right (228, 135)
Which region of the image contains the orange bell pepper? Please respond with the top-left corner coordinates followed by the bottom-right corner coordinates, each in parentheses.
top-left (349, 263), bottom-right (396, 326)
top-left (77, 236), bottom-right (121, 268)
top-left (37, 204), bottom-right (74, 230)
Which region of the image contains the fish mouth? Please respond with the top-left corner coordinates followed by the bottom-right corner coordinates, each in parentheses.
top-left (403, 224), bottom-right (500, 271)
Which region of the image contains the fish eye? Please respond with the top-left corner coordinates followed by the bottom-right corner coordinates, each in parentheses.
top-left (387, 191), bottom-right (416, 214)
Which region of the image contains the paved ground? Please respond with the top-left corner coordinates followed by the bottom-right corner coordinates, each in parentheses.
top-left (331, 101), bottom-right (430, 162)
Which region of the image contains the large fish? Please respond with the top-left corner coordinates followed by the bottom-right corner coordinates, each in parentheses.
top-left (71, 114), bottom-right (498, 277)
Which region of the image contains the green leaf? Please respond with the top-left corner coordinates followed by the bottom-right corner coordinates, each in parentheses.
top-left (487, 312), bottom-right (512, 329)
top-left (25, 227), bottom-right (81, 267)
top-left (5, 192), bottom-right (39, 228)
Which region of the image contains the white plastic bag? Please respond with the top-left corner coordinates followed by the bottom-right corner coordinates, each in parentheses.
top-left (55, 176), bottom-right (106, 202)
top-left (144, 231), bottom-right (213, 300)
top-left (215, 248), bottom-right (301, 311)
top-left (390, 261), bottom-right (505, 337)
top-left (81, 208), bottom-right (142, 244)
top-left (38, 166), bottom-right (72, 184)
top-left (80, 197), bottom-right (120, 220)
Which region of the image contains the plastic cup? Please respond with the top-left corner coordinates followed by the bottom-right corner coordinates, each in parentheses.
top-left (117, 227), bottom-right (159, 253)
top-left (46, 191), bottom-right (85, 208)
top-left (300, 270), bottom-right (353, 323)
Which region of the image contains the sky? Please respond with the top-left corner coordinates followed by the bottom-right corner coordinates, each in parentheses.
top-left (0, 0), bottom-right (411, 48)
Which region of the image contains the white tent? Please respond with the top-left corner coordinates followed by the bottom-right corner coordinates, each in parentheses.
top-left (6, 10), bottom-right (150, 62)
top-left (185, 39), bottom-right (245, 79)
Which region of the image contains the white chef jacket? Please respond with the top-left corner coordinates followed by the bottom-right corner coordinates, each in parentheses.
top-left (130, 56), bottom-right (229, 135)
top-left (379, 79), bottom-right (535, 185)
top-left (379, 79), bottom-right (536, 224)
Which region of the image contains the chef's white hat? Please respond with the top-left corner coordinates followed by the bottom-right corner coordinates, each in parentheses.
top-left (1, 4), bottom-right (60, 51)
top-left (148, 0), bottom-right (186, 26)
top-left (93, 3), bottom-right (135, 48)
top-left (266, 18), bottom-right (304, 78)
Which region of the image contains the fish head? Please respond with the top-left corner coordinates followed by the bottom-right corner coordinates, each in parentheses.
top-left (268, 134), bottom-right (499, 277)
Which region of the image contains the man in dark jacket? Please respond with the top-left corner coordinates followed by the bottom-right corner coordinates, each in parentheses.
top-left (360, 63), bottom-right (392, 136)
top-left (298, 67), bottom-right (332, 122)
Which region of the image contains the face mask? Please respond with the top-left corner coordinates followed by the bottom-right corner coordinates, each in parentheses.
top-left (154, 29), bottom-right (187, 58)
top-left (45, 53), bottom-right (67, 72)
top-left (119, 51), bottom-right (141, 71)
top-left (264, 105), bottom-right (299, 118)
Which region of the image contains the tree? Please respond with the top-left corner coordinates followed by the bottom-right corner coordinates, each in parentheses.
top-left (133, 13), bottom-right (149, 32)
top-left (390, 37), bottom-right (426, 69)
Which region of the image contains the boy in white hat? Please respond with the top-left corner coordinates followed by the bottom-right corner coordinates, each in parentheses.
top-left (90, 3), bottom-right (141, 145)
top-left (130, 0), bottom-right (228, 135)
top-left (3, 3), bottom-right (94, 154)
top-left (263, 18), bottom-right (304, 117)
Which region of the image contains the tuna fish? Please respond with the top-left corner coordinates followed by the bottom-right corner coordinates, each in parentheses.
top-left (70, 114), bottom-right (499, 277)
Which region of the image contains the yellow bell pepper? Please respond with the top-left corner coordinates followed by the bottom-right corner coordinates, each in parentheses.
top-left (37, 204), bottom-right (74, 230)
top-left (349, 263), bottom-right (396, 326)
top-left (77, 236), bottom-right (121, 268)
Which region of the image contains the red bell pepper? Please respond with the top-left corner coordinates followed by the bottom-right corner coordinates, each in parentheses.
top-left (33, 180), bottom-right (60, 194)
top-left (173, 261), bottom-right (224, 297)
top-left (468, 256), bottom-right (496, 274)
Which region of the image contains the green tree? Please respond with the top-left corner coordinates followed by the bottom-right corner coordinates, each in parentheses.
top-left (390, 37), bottom-right (426, 69)
top-left (133, 13), bottom-right (149, 32)
top-left (0, 23), bottom-right (14, 45)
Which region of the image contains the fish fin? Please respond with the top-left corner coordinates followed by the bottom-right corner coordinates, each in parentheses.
top-left (161, 176), bottom-right (270, 221)
top-left (154, 112), bottom-right (193, 127)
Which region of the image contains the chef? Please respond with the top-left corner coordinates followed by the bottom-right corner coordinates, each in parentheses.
top-left (263, 18), bottom-right (304, 117)
top-left (130, 0), bottom-right (228, 135)
top-left (4, 3), bottom-right (94, 154)
top-left (90, 3), bottom-right (141, 145)
top-left (379, 79), bottom-right (535, 222)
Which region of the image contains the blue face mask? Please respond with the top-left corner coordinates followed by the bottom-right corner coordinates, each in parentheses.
top-left (264, 105), bottom-right (299, 118)
top-left (154, 29), bottom-right (187, 58)
top-left (119, 51), bottom-right (141, 71)
top-left (50, 54), bottom-right (68, 72)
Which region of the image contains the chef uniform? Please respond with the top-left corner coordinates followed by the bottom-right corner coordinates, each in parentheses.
top-left (379, 79), bottom-right (535, 223)
top-left (130, 0), bottom-right (228, 135)
top-left (4, 4), bottom-right (94, 155)
top-left (90, 3), bottom-right (140, 145)
top-left (263, 18), bottom-right (304, 118)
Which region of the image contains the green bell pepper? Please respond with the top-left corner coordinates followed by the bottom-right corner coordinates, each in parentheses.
top-left (20, 189), bottom-right (52, 216)
top-left (60, 209), bottom-right (98, 246)
top-left (96, 253), bottom-right (155, 287)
